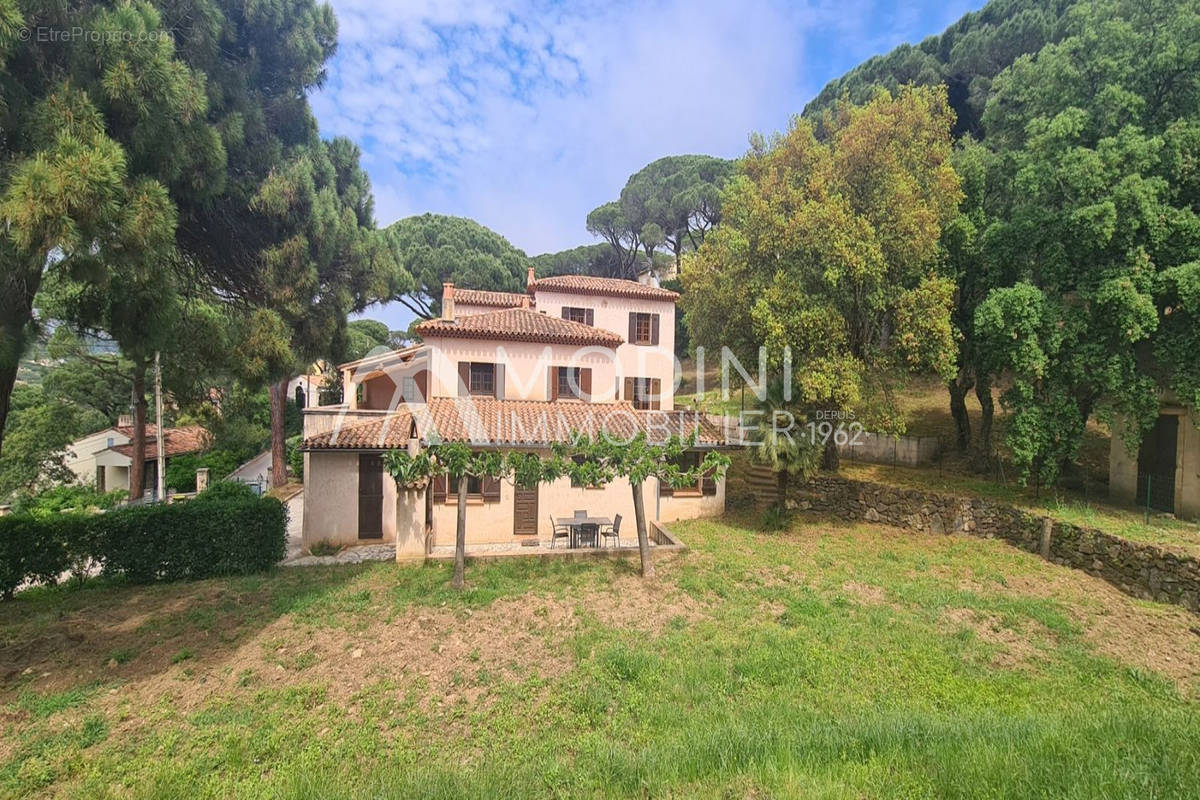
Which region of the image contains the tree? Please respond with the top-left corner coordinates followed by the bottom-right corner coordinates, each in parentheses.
top-left (0, 384), bottom-right (106, 502)
top-left (555, 433), bottom-right (729, 578)
top-left (619, 155), bottom-right (734, 268)
top-left (683, 86), bottom-right (963, 469)
top-left (585, 202), bottom-right (642, 280)
top-left (384, 214), bottom-right (527, 319)
top-left (345, 319), bottom-right (392, 361)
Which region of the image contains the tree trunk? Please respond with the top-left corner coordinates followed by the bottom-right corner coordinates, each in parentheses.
top-left (269, 377), bottom-right (288, 488)
top-left (948, 374), bottom-right (973, 452)
top-left (776, 468), bottom-right (789, 507)
top-left (0, 281), bottom-right (38, 460)
top-left (973, 377), bottom-right (995, 470)
top-left (0, 355), bottom-right (17, 461)
top-left (631, 479), bottom-right (654, 579)
top-left (129, 361), bottom-right (148, 502)
top-left (822, 435), bottom-right (840, 471)
top-left (452, 474), bottom-right (468, 589)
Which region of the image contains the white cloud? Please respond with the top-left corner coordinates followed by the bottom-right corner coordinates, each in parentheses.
top-left (314, 0), bottom-right (977, 255)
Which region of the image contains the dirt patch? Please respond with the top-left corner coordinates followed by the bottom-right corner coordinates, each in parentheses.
top-left (841, 581), bottom-right (887, 606)
top-left (941, 608), bottom-right (1041, 668)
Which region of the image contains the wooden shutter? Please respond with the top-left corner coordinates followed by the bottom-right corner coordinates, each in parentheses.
top-left (585, 308), bottom-right (594, 326)
top-left (650, 378), bottom-right (661, 410)
top-left (482, 475), bottom-right (501, 502)
top-left (628, 312), bottom-right (637, 343)
top-left (623, 377), bottom-right (634, 404)
top-left (548, 367), bottom-right (559, 401)
top-left (561, 307), bottom-right (570, 320)
top-left (458, 362), bottom-right (470, 396)
top-left (494, 363), bottom-right (505, 399)
top-left (432, 474), bottom-right (447, 501)
top-left (650, 314), bottom-right (660, 345)
top-left (580, 368), bottom-right (592, 400)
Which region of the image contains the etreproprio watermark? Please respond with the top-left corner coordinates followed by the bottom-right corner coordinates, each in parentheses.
top-left (18, 27), bottom-right (174, 44)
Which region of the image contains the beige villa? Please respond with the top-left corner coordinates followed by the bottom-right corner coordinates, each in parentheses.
top-left (300, 269), bottom-right (739, 557)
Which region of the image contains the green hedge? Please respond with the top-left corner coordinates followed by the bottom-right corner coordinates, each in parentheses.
top-left (0, 493), bottom-right (286, 598)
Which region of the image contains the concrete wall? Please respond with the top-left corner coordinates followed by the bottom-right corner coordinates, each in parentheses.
top-left (395, 487), bottom-right (428, 562)
top-left (800, 475), bottom-right (1200, 612)
top-left (301, 451), bottom-right (399, 549)
top-left (422, 338), bottom-right (621, 403)
top-left (838, 432), bottom-right (941, 467)
top-left (532, 288), bottom-right (677, 408)
top-left (1110, 407), bottom-right (1200, 520)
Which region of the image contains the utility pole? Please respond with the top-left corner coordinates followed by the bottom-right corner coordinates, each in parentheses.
top-left (154, 351), bottom-right (166, 501)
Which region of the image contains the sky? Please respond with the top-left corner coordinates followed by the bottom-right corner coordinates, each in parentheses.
top-left (311, 0), bottom-right (983, 330)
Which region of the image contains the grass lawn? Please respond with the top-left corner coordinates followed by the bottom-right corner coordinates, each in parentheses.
top-left (3, 515), bottom-right (1200, 798)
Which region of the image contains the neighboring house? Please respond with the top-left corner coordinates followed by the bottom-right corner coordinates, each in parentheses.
top-left (1110, 396), bottom-right (1200, 520)
top-left (300, 268), bottom-right (738, 555)
top-left (288, 364), bottom-right (330, 409)
top-left (64, 417), bottom-right (211, 497)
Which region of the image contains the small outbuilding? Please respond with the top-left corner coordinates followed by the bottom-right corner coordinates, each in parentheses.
top-left (1109, 397), bottom-right (1199, 520)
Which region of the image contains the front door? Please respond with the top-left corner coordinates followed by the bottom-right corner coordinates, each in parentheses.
top-left (358, 454), bottom-right (384, 539)
top-left (1136, 414), bottom-right (1178, 513)
top-left (513, 484), bottom-right (538, 536)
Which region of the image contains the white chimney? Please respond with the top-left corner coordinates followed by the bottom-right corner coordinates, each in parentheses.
top-left (441, 282), bottom-right (455, 321)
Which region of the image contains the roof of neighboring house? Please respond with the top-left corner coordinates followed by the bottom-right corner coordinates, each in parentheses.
top-left (454, 288), bottom-right (530, 308)
top-left (303, 413), bottom-right (415, 450)
top-left (338, 344), bottom-right (424, 372)
top-left (414, 307), bottom-right (623, 348)
top-left (301, 398), bottom-right (735, 451)
top-left (531, 274), bottom-right (679, 301)
top-left (110, 426), bottom-right (211, 460)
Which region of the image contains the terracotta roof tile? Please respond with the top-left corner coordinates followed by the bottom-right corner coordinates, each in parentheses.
top-left (414, 307), bottom-right (622, 348)
top-left (303, 413), bottom-right (414, 450)
top-left (111, 426), bottom-right (211, 460)
top-left (454, 288), bottom-right (530, 308)
top-left (532, 275), bottom-right (678, 300)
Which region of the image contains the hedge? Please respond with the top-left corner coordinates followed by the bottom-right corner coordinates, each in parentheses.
top-left (0, 492), bottom-right (286, 598)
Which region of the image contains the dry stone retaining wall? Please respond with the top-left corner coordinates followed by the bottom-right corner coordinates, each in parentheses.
top-left (797, 475), bottom-right (1200, 612)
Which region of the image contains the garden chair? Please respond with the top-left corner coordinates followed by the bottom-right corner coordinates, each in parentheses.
top-left (549, 515), bottom-right (571, 548)
top-left (600, 514), bottom-right (622, 548)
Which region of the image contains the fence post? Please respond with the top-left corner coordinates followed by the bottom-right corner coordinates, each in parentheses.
top-left (1040, 517), bottom-right (1053, 560)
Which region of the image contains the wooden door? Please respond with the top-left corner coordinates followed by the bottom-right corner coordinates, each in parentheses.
top-left (1136, 415), bottom-right (1178, 513)
top-left (513, 484), bottom-right (538, 537)
top-left (358, 454), bottom-right (384, 539)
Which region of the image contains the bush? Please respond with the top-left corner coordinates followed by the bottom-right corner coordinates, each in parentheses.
top-left (0, 514), bottom-right (92, 599)
top-left (760, 503), bottom-right (792, 532)
top-left (0, 494), bottom-right (286, 597)
top-left (165, 450), bottom-right (242, 493)
top-left (286, 435), bottom-right (304, 481)
top-left (11, 485), bottom-right (127, 516)
top-left (97, 496), bottom-right (286, 583)
top-left (195, 480), bottom-right (258, 503)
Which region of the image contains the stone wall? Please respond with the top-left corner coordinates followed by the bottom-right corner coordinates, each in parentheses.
top-left (797, 475), bottom-right (1200, 612)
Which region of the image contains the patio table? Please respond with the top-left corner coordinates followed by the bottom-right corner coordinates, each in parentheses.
top-left (556, 517), bottom-right (611, 548)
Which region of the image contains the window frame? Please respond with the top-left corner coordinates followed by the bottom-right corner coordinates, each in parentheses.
top-left (563, 306), bottom-right (590, 325)
top-left (468, 362), bottom-right (496, 396)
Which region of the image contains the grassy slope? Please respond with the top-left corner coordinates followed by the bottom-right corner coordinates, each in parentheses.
top-left (3, 516), bottom-right (1199, 798)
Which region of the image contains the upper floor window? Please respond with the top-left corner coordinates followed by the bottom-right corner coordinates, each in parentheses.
top-left (624, 377), bottom-right (661, 410)
top-left (557, 367), bottom-right (581, 400)
top-left (628, 312), bottom-right (660, 345)
top-left (401, 376), bottom-right (419, 402)
top-left (561, 306), bottom-right (593, 326)
top-left (458, 362), bottom-right (504, 399)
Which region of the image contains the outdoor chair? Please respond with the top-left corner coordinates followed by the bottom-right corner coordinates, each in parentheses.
top-left (600, 514), bottom-right (622, 548)
top-left (573, 510), bottom-right (588, 518)
top-left (577, 522), bottom-right (599, 549)
top-left (549, 515), bottom-right (571, 549)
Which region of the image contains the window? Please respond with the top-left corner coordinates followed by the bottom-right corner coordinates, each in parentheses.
top-left (106, 437), bottom-right (114, 448)
top-left (562, 306), bottom-right (593, 325)
top-left (431, 474), bottom-right (502, 503)
top-left (557, 367), bottom-right (581, 400)
top-left (401, 376), bottom-right (419, 402)
top-left (469, 363), bottom-right (495, 396)
top-left (624, 377), bottom-right (661, 410)
top-left (628, 312), bottom-right (658, 345)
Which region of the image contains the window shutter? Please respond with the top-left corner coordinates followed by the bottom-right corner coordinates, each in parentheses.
top-left (482, 475), bottom-right (501, 502)
top-left (658, 476), bottom-right (673, 497)
top-left (628, 312), bottom-right (636, 343)
top-left (561, 307), bottom-right (570, 320)
top-left (623, 377), bottom-right (634, 404)
top-left (549, 367), bottom-right (559, 401)
top-left (650, 378), bottom-right (661, 410)
top-left (494, 363), bottom-right (505, 399)
top-left (458, 362), bottom-right (470, 396)
top-left (585, 308), bottom-right (594, 326)
top-left (580, 368), bottom-right (592, 400)
top-left (432, 474), bottom-right (447, 501)
top-left (650, 314), bottom-right (660, 345)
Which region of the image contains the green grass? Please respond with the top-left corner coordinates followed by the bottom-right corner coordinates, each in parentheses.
top-left (2, 516), bottom-right (1199, 798)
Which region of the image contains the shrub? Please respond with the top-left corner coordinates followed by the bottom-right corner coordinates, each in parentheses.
top-left (11, 485), bottom-right (127, 516)
top-left (165, 450), bottom-right (242, 493)
top-left (195, 480), bottom-right (258, 503)
top-left (286, 435), bottom-right (304, 481)
top-left (307, 540), bottom-right (342, 557)
top-left (0, 494), bottom-right (286, 598)
top-left (96, 495), bottom-right (286, 583)
top-left (760, 503), bottom-right (792, 532)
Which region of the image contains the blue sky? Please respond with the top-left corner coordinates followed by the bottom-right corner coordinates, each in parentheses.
top-left (311, 0), bottom-right (983, 330)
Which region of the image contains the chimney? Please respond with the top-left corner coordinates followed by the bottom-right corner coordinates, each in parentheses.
top-left (526, 265), bottom-right (536, 292)
top-left (441, 282), bottom-right (455, 321)
top-left (520, 294), bottom-right (530, 308)
top-left (118, 413), bottom-right (133, 428)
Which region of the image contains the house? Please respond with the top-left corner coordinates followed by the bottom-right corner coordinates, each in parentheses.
top-left (300, 268), bottom-right (739, 556)
top-left (1109, 396), bottom-right (1200, 520)
top-left (64, 417), bottom-right (211, 497)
